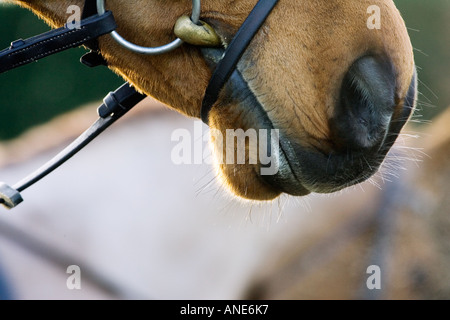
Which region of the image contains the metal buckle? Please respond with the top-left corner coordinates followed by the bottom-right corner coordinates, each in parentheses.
top-left (0, 183), bottom-right (23, 209)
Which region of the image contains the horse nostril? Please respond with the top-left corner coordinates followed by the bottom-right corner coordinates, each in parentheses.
top-left (331, 55), bottom-right (397, 151)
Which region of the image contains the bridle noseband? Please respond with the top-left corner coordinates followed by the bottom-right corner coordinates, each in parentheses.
top-left (0, 0), bottom-right (278, 209)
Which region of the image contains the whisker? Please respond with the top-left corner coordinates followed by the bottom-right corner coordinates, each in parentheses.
top-left (413, 47), bottom-right (429, 57)
top-left (406, 27), bottom-right (420, 32)
top-left (195, 174), bottom-right (220, 197)
top-left (418, 78), bottom-right (439, 100)
top-left (417, 90), bottom-right (433, 104)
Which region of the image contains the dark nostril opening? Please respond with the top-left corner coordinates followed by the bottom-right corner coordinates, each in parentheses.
top-left (330, 55), bottom-right (397, 151)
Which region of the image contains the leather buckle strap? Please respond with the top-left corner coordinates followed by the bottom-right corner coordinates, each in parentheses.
top-left (0, 11), bottom-right (117, 74)
top-left (0, 83), bottom-right (146, 209)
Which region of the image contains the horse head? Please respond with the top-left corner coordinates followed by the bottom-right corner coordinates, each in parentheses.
top-left (13, 0), bottom-right (417, 200)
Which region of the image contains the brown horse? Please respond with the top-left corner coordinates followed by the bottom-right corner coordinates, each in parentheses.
top-left (11, 0), bottom-right (417, 201)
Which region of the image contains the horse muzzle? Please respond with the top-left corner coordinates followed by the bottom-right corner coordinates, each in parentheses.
top-left (203, 48), bottom-right (417, 199)
top-left (269, 58), bottom-right (417, 196)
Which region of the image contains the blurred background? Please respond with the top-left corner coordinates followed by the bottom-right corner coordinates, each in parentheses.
top-left (0, 1), bottom-right (448, 300)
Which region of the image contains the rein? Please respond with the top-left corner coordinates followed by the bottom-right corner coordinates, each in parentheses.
top-left (0, 0), bottom-right (279, 209)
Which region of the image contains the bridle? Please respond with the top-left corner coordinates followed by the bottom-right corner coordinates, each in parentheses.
top-left (0, 0), bottom-right (278, 209)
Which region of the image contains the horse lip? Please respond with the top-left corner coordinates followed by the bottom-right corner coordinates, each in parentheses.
top-left (226, 70), bottom-right (311, 196)
top-left (200, 47), bottom-right (311, 196)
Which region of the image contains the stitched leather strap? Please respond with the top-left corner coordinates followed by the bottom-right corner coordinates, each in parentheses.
top-left (201, 0), bottom-right (279, 124)
top-left (0, 11), bottom-right (116, 74)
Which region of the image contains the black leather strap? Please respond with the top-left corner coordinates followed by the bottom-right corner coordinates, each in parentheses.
top-left (13, 83), bottom-right (145, 194)
top-left (0, 11), bottom-right (116, 74)
top-left (0, 3), bottom-right (147, 209)
top-left (0, 83), bottom-right (146, 209)
top-left (82, 0), bottom-right (102, 51)
top-left (201, 0), bottom-right (279, 124)
top-left (82, 0), bottom-right (98, 19)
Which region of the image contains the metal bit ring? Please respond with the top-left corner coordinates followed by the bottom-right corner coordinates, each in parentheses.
top-left (96, 0), bottom-right (201, 55)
